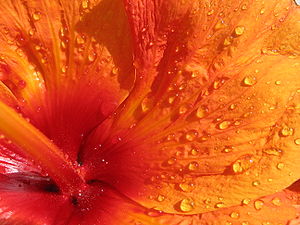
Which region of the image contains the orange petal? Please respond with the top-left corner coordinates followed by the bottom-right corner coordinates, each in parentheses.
top-left (115, 0), bottom-right (298, 129)
top-left (0, 0), bottom-right (134, 160)
top-left (82, 0), bottom-right (300, 214)
top-left (130, 191), bottom-right (297, 225)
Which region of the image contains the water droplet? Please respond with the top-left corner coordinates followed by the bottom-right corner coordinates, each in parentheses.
top-left (242, 222), bottom-right (249, 225)
top-left (34, 45), bottom-right (41, 51)
top-left (168, 96), bottom-right (176, 104)
top-left (156, 195), bottom-right (165, 202)
top-left (294, 138), bottom-right (300, 145)
top-left (28, 28), bottom-right (36, 36)
top-left (185, 130), bottom-right (198, 141)
top-left (254, 200), bottom-right (264, 210)
top-left (223, 37), bottom-right (232, 46)
top-left (242, 198), bottom-right (251, 205)
top-left (146, 209), bottom-right (162, 217)
top-left (179, 105), bottom-right (188, 115)
top-left (167, 157), bottom-right (176, 165)
top-left (32, 11), bottom-right (41, 21)
top-left (262, 222), bottom-right (271, 225)
top-left (179, 198), bottom-right (194, 212)
top-left (229, 104), bottom-right (237, 110)
top-left (111, 67), bottom-right (119, 75)
top-left (207, 9), bottom-right (214, 16)
top-left (230, 211), bottom-right (240, 219)
top-left (187, 161), bottom-right (199, 171)
top-left (218, 121), bottom-right (230, 130)
top-left (88, 52), bottom-right (97, 62)
top-left (213, 78), bottom-right (225, 89)
top-left (280, 127), bottom-right (294, 137)
top-left (82, 0), bottom-right (89, 9)
top-left (223, 146), bottom-right (233, 153)
top-left (275, 80), bottom-right (281, 85)
top-left (76, 35), bottom-right (85, 45)
top-left (61, 65), bottom-right (67, 73)
top-left (271, 197), bottom-right (281, 206)
top-left (190, 148), bottom-right (199, 156)
top-left (141, 96), bottom-right (152, 113)
top-left (243, 76), bottom-right (257, 86)
top-left (232, 155), bottom-right (254, 173)
top-left (276, 162), bottom-right (285, 170)
top-left (215, 202), bottom-right (225, 208)
top-left (196, 106), bottom-right (207, 118)
top-left (214, 20), bottom-right (227, 30)
top-left (263, 148), bottom-right (282, 156)
top-left (234, 26), bottom-right (245, 36)
top-left (252, 180), bottom-right (260, 186)
top-left (61, 41), bottom-right (67, 50)
top-left (295, 0), bottom-right (300, 6)
top-left (178, 182), bottom-right (195, 192)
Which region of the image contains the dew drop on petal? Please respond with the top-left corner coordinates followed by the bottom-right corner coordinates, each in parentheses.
top-left (275, 80), bottom-right (281, 85)
top-left (280, 127), bottom-right (294, 137)
top-left (82, 0), bottom-right (89, 9)
top-left (295, 0), bottom-right (300, 6)
top-left (32, 11), bottom-right (41, 21)
top-left (242, 198), bottom-right (251, 205)
top-left (263, 148), bottom-right (283, 156)
top-left (190, 148), bottom-right (199, 156)
top-left (229, 104), bottom-right (237, 110)
top-left (196, 106), bottom-right (207, 118)
top-left (243, 76), bottom-right (257, 86)
top-left (232, 155), bottom-right (254, 173)
top-left (187, 161), bottom-right (199, 171)
top-left (179, 105), bottom-right (188, 115)
top-left (88, 52), bottom-right (97, 62)
top-left (234, 26), bottom-right (245, 36)
top-left (218, 121), bottom-right (230, 130)
top-left (223, 146), bottom-right (233, 153)
top-left (295, 138), bottom-right (300, 145)
top-left (230, 211), bottom-right (240, 219)
top-left (76, 35), bottom-right (85, 45)
top-left (178, 182), bottom-right (195, 192)
top-left (168, 96), bottom-right (176, 104)
top-left (271, 197), bottom-right (282, 206)
top-left (156, 195), bottom-right (165, 202)
top-left (185, 130), bottom-right (198, 141)
top-left (145, 209), bottom-right (162, 217)
top-left (111, 67), bottom-right (119, 75)
top-left (276, 162), bottom-right (285, 170)
top-left (252, 180), bottom-right (260, 186)
top-left (260, 8), bottom-right (266, 14)
top-left (167, 157), bottom-right (176, 165)
top-left (254, 200), bottom-right (264, 210)
top-left (207, 9), bottom-right (214, 16)
top-left (179, 198), bottom-right (194, 212)
top-left (141, 96), bottom-right (152, 113)
top-left (214, 20), bottom-right (227, 30)
top-left (215, 202), bottom-right (225, 208)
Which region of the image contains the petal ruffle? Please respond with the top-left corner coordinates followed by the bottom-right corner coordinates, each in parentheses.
top-left (82, 0), bottom-right (300, 215)
top-left (0, 0), bottom-right (135, 161)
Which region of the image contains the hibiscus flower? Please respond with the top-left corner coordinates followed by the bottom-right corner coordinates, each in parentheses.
top-left (0, 0), bottom-right (300, 224)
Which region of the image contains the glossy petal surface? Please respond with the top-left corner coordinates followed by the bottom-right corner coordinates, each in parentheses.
top-left (82, 0), bottom-right (300, 214)
top-left (0, 0), bottom-right (299, 224)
